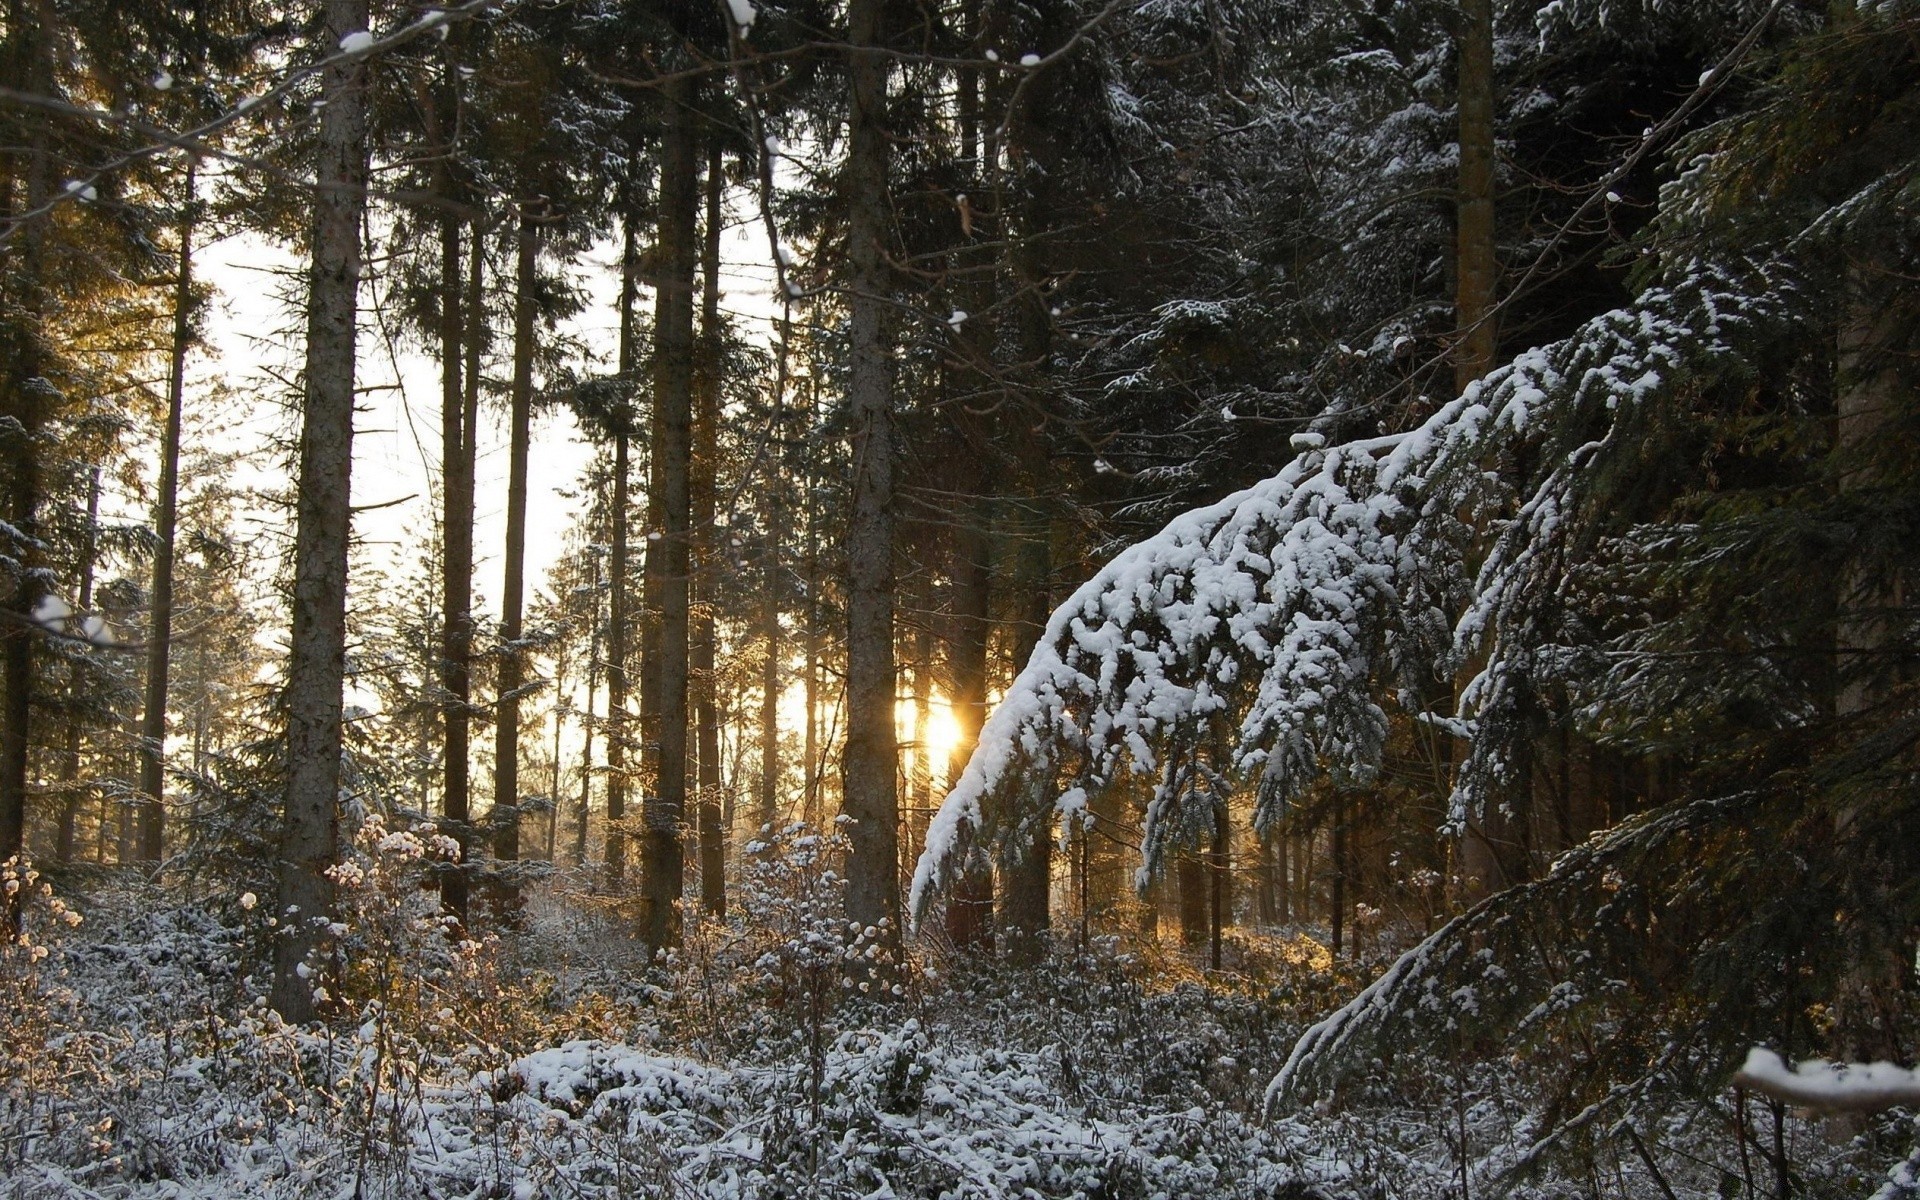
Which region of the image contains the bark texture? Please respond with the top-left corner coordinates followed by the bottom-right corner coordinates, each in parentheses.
top-left (272, 0), bottom-right (370, 1022)
top-left (841, 0), bottom-right (901, 938)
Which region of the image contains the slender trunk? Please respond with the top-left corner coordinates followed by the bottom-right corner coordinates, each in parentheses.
top-left (1177, 854), bottom-right (1206, 948)
top-left (1453, 0), bottom-right (1498, 394)
top-left (944, 498), bottom-right (993, 950)
top-left (492, 209), bottom-right (539, 921)
top-left (548, 650), bottom-right (564, 859)
top-left (1208, 800), bottom-right (1228, 971)
top-left (908, 604), bottom-right (932, 865)
top-left (694, 140), bottom-right (726, 918)
top-left (641, 72), bottom-right (698, 950)
top-left (1000, 507), bottom-right (1051, 957)
top-left (137, 164), bottom-right (197, 870)
top-left (802, 379), bottom-right (822, 828)
top-left (438, 207), bottom-right (474, 927)
top-left (272, 0), bottom-right (370, 1022)
top-left (757, 306), bottom-right (791, 834)
top-left (606, 213), bottom-right (640, 887)
top-left (1331, 797), bottom-right (1347, 959)
top-left (843, 0), bottom-right (899, 938)
top-left (574, 555), bottom-right (600, 868)
top-left (55, 470), bottom-right (101, 864)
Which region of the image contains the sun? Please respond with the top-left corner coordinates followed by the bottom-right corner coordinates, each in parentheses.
top-left (897, 691), bottom-right (964, 790)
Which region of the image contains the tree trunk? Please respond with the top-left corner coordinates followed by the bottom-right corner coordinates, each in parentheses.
top-left (0, 1), bottom-right (54, 878)
top-left (1208, 800), bottom-right (1228, 970)
top-left (908, 602), bottom-right (933, 865)
top-left (641, 72), bottom-right (698, 951)
top-left (1453, 0), bottom-right (1498, 395)
top-left (606, 212), bottom-right (641, 888)
top-left (272, 0), bottom-right (370, 1022)
top-left (54, 469), bottom-right (100, 864)
top-left (136, 164), bottom-right (197, 871)
top-left (438, 204), bottom-right (474, 927)
top-left (1000, 508), bottom-right (1051, 958)
top-left (944, 496), bottom-right (993, 950)
top-left (757, 305), bottom-right (791, 835)
top-left (492, 208), bottom-right (539, 923)
top-left (842, 0), bottom-right (900, 939)
top-left (574, 555), bottom-right (599, 869)
top-left (1330, 798), bottom-right (1347, 959)
top-left (802, 371), bottom-right (823, 829)
top-left (694, 139), bottom-right (725, 918)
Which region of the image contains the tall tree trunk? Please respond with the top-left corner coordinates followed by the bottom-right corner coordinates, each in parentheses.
top-left (492, 208), bottom-right (539, 922)
top-left (54, 469), bottom-right (100, 864)
top-left (694, 140), bottom-right (725, 918)
top-left (574, 551), bottom-right (600, 868)
top-left (757, 305), bottom-right (791, 835)
top-left (1453, 0), bottom-right (1497, 395)
top-left (136, 164), bottom-right (197, 871)
top-left (1208, 800), bottom-right (1228, 971)
top-left (606, 212), bottom-right (641, 888)
top-left (843, 0), bottom-right (900, 938)
top-left (907, 600), bottom-right (932, 865)
top-left (1000, 506), bottom-right (1051, 958)
top-left (944, 497), bottom-right (993, 950)
top-left (1177, 853), bottom-right (1206, 948)
top-left (1330, 797), bottom-right (1347, 959)
top-left (0, 0), bottom-right (54, 878)
top-left (641, 72), bottom-right (698, 951)
top-left (802, 372), bottom-right (823, 828)
top-left (438, 205), bottom-right (474, 927)
top-left (272, 0), bottom-right (370, 1022)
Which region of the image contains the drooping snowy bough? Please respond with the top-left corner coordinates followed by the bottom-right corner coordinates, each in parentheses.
top-left (908, 255), bottom-right (1802, 1087)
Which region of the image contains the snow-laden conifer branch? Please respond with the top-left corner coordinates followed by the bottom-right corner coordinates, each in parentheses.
top-left (910, 257), bottom-right (1798, 925)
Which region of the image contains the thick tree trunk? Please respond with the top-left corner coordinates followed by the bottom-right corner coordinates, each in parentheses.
top-left (492, 209), bottom-right (539, 922)
top-left (0, 3), bottom-right (54, 877)
top-left (641, 73), bottom-right (698, 951)
top-left (54, 470), bottom-right (100, 864)
top-left (272, 0), bottom-right (370, 1022)
top-left (842, 0), bottom-right (900, 939)
top-left (137, 165), bottom-right (197, 871)
top-left (438, 206), bottom-right (474, 927)
top-left (694, 140), bottom-right (725, 918)
top-left (1453, 0), bottom-right (1498, 395)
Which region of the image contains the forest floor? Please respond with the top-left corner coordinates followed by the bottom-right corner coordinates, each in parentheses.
top-left (1, 861), bottom-right (1904, 1200)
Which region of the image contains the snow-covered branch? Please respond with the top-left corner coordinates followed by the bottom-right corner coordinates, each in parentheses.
top-left (1735, 1049), bottom-right (1920, 1113)
top-left (909, 257), bottom-right (1799, 927)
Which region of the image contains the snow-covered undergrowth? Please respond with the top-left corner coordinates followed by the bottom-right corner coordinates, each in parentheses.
top-left (4, 855), bottom-right (1907, 1200)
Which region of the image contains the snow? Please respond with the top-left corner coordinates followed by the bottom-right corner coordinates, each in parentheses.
top-left (1734, 1048), bottom-right (1920, 1112)
top-left (1020, 53), bottom-right (1043, 67)
top-left (31, 594), bottom-right (72, 632)
top-left (153, 69), bottom-right (173, 90)
top-left (339, 30), bottom-right (376, 55)
top-left (724, 0), bottom-right (757, 30)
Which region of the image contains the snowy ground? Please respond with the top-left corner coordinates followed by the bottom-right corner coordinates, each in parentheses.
top-left (3, 865), bottom-right (1911, 1200)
